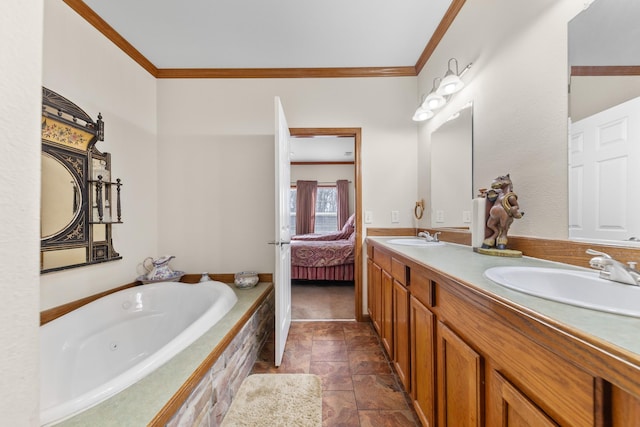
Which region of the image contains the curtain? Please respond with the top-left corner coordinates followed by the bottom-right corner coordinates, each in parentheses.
top-left (295, 180), bottom-right (317, 235)
top-left (337, 179), bottom-right (350, 229)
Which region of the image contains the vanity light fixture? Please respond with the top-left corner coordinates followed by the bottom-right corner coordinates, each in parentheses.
top-left (412, 106), bottom-right (434, 122)
top-left (423, 78), bottom-right (447, 110)
top-left (412, 94), bottom-right (434, 122)
top-left (437, 58), bottom-right (465, 95)
top-left (412, 58), bottom-right (472, 122)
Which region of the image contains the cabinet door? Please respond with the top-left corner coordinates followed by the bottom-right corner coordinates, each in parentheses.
top-left (368, 260), bottom-right (382, 334)
top-left (367, 259), bottom-right (375, 321)
top-left (393, 280), bottom-right (410, 390)
top-left (381, 269), bottom-right (394, 357)
top-left (492, 371), bottom-right (558, 427)
top-left (438, 322), bottom-right (483, 427)
top-left (410, 296), bottom-right (436, 427)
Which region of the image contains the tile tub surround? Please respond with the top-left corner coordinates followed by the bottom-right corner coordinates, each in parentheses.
top-left (56, 282), bottom-right (274, 427)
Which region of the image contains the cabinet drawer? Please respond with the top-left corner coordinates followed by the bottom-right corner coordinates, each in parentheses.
top-left (373, 248), bottom-right (391, 272)
top-left (410, 268), bottom-right (434, 307)
top-left (391, 258), bottom-right (406, 284)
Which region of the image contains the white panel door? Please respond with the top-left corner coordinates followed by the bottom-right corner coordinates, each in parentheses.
top-left (274, 96), bottom-right (291, 367)
top-left (569, 96), bottom-right (640, 242)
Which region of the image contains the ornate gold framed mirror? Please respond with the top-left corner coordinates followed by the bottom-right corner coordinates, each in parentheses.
top-left (41, 87), bottom-right (123, 272)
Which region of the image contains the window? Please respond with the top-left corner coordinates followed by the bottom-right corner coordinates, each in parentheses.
top-left (289, 186), bottom-right (338, 234)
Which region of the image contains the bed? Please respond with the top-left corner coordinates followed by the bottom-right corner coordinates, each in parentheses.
top-left (290, 214), bottom-right (356, 281)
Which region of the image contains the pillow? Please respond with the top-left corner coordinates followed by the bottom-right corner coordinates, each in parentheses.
top-left (341, 213), bottom-right (356, 232)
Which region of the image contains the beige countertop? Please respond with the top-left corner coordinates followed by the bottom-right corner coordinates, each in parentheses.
top-left (367, 236), bottom-right (640, 362)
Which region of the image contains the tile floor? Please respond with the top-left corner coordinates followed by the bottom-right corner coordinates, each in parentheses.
top-left (252, 320), bottom-right (420, 426)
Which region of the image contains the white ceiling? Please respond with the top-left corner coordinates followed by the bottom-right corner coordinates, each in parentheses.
top-left (290, 136), bottom-right (354, 163)
top-left (81, 0), bottom-right (453, 69)
top-left (77, 0), bottom-right (456, 161)
top-left (569, 0), bottom-right (640, 66)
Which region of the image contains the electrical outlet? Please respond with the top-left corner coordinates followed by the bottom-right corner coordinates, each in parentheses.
top-left (391, 210), bottom-right (400, 223)
top-left (365, 210), bottom-right (373, 224)
top-left (462, 210), bottom-right (472, 223)
top-left (436, 210), bottom-right (445, 223)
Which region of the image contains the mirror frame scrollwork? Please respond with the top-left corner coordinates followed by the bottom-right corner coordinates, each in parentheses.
top-left (41, 87), bottom-right (122, 273)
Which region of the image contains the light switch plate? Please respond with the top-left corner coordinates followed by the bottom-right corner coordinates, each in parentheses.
top-left (436, 210), bottom-right (445, 223)
top-left (462, 210), bottom-right (472, 223)
top-left (391, 210), bottom-right (400, 223)
top-left (365, 210), bottom-right (373, 224)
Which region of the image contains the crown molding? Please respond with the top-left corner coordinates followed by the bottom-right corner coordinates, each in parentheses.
top-left (64, 0), bottom-right (465, 79)
top-left (63, 0), bottom-right (159, 76)
top-left (156, 67), bottom-right (416, 79)
top-left (571, 65), bottom-right (640, 76)
top-left (415, 0), bottom-right (466, 74)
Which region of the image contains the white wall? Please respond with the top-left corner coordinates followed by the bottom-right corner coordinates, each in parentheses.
top-left (291, 163), bottom-right (356, 217)
top-left (0, 0), bottom-right (42, 423)
top-left (570, 76), bottom-right (640, 121)
top-left (5, 0), bottom-right (613, 421)
top-left (40, 0), bottom-right (158, 309)
top-left (156, 78), bottom-right (418, 275)
top-left (417, 0), bottom-right (586, 239)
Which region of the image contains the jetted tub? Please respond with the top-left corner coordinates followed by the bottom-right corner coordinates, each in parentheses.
top-left (40, 280), bottom-right (238, 426)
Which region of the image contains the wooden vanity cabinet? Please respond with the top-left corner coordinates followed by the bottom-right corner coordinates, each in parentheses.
top-left (410, 265), bottom-right (484, 427)
top-left (366, 256), bottom-right (382, 335)
top-left (437, 275), bottom-right (596, 427)
top-left (381, 269), bottom-right (394, 356)
top-left (407, 264), bottom-right (437, 426)
top-left (366, 239), bottom-right (640, 427)
top-left (368, 246), bottom-right (412, 389)
top-left (437, 321), bottom-right (483, 427)
top-left (491, 371), bottom-right (558, 427)
top-left (609, 384), bottom-right (640, 426)
top-left (367, 245), bottom-right (392, 351)
top-left (410, 295), bottom-right (436, 427)
top-left (391, 257), bottom-right (410, 390)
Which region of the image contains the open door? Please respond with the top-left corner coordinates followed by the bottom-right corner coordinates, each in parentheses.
top-left (569, 96), bottom-right (640, 242)
top-left (274, 96), bottom-right (292, 367)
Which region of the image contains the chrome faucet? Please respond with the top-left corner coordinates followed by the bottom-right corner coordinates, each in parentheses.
top-left (587, 249), bottom-right (640, 286)
top-left (418, 231), bottom-right (441, 242)
top-left (418, 231), bottom-right (431, 240)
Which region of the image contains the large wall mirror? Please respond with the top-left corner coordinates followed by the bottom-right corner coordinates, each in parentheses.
top-left (568, 0), bottom-right (640, 246)
top-left (41, 88), bottom-right (123, 273)
top-left (430, 103), bottom-right (473, 228)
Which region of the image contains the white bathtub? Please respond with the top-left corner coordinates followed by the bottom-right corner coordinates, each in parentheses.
top-left (40, 280), bottom-right (238, 426)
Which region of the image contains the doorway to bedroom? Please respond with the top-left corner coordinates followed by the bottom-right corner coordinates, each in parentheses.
top-left (288, 128), bottom-right (362, 321)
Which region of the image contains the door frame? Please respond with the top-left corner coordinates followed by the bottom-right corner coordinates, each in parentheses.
top-left (289, 127), bottom-right (363, 321)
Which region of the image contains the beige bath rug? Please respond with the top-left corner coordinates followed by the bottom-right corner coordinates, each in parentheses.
top-left (221, 374), bottom-right (322, 427)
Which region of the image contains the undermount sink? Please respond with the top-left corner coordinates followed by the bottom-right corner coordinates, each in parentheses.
top-left (484, 266), bottom-right (640, 318)
top-left (386, 238), bottom-right (445, 247)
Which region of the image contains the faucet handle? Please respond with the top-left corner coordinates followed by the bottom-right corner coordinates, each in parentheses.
top-left (586, 249), bottom-right (612, 259)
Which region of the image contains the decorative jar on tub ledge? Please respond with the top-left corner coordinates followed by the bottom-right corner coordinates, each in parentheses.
top-left (234, 271), bottom-right (259, 289)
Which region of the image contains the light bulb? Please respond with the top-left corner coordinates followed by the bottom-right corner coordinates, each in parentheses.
top-left (412, 107), bottom-right (434, 122)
